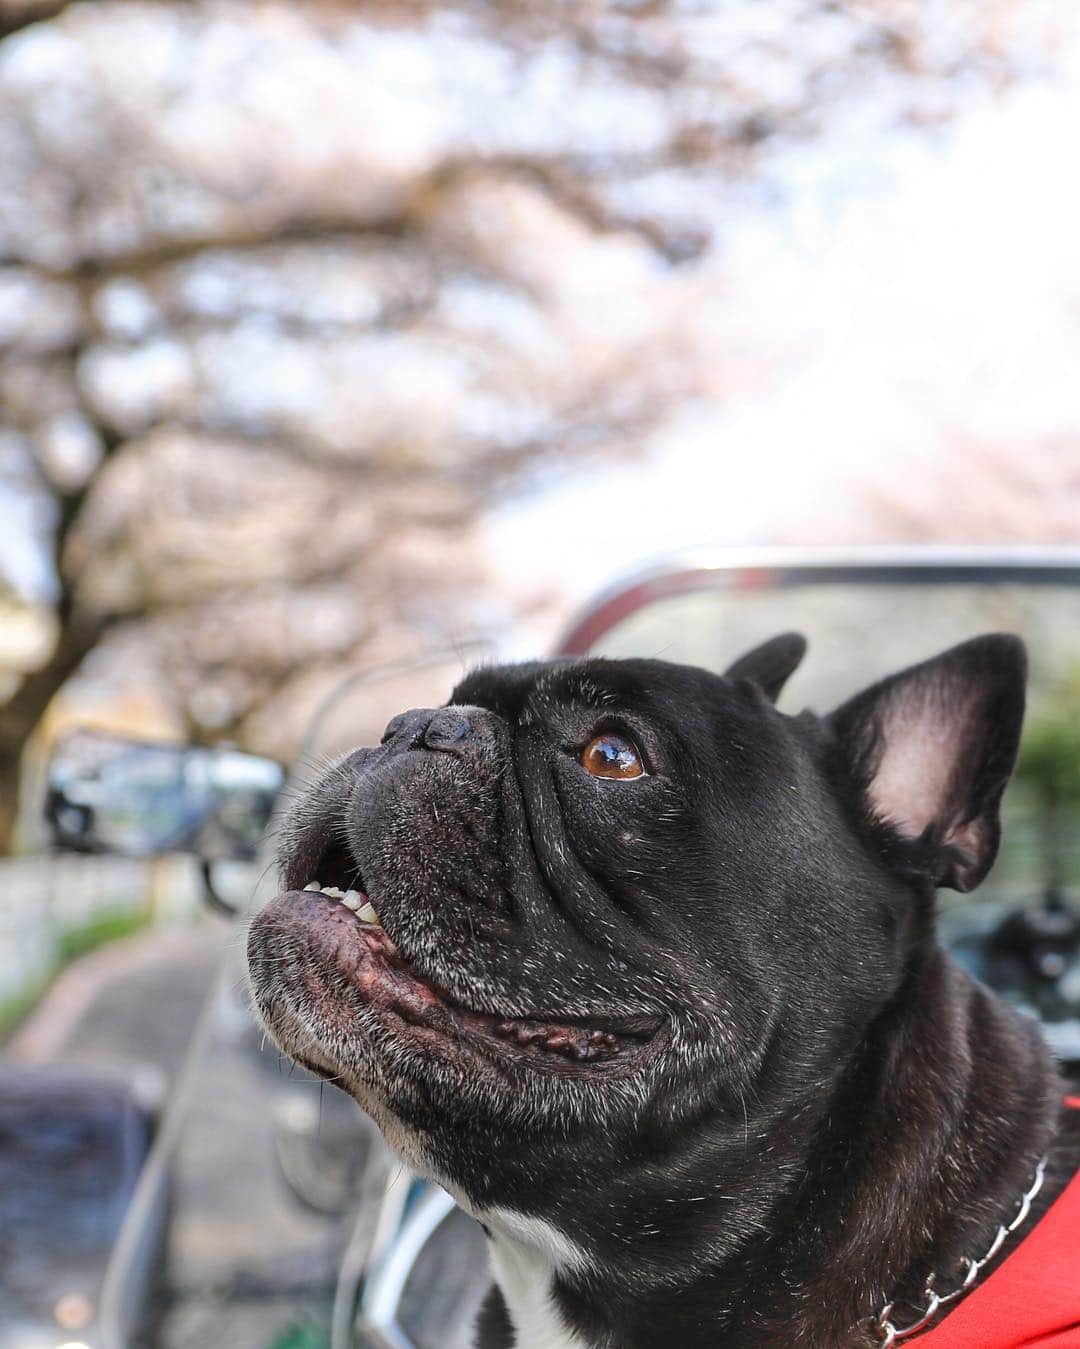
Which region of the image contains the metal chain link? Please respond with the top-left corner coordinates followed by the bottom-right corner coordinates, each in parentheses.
top-left (870, 1155), bottom-right (1047, 1346)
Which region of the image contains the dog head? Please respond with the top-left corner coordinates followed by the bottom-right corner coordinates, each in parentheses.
top-left (247, 634), bottom-right (1025, 1249)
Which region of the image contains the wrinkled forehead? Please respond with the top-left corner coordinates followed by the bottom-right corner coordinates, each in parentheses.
top-left (450, 657), bottom-right (726, 733)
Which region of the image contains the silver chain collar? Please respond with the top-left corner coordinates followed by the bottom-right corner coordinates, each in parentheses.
top-left (869, 1154), bottom-right (1048, 1346)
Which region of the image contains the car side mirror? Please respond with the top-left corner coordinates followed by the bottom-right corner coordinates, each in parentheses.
top-left (46, 729), bottom-right (284, 863)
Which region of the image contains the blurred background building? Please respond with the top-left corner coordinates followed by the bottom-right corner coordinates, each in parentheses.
top-left (1, 0), bottom-right (1079, 858)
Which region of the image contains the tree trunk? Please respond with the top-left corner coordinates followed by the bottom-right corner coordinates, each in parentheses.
top-left (0, 751), bottom-right (20, 856)
top-left (0, 616), bottom-right (103, 854)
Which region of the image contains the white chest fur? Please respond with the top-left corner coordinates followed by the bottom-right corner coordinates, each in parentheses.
top-left (482, 1209), bottom-right (595, 1349)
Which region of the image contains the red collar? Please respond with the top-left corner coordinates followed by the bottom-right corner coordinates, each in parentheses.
top-left (913, 1097), bottom-right (1080, 1347)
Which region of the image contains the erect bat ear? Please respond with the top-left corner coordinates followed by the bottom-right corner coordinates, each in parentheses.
top-left (827, 634), bottom-right (1027, 892)
top-left (724, 632), bottom-right (807, 703)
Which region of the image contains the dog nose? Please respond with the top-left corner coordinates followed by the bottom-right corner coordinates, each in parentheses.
top-left (422, 707), bottom-right (474, 752)
top-left (380, 709), bottom-right (434, 745)
top-left (379, 706), bottom-right (486, 754)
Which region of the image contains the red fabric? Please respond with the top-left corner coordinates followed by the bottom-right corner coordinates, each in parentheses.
top-left (913, 1099), bottom-right (1080, 1347)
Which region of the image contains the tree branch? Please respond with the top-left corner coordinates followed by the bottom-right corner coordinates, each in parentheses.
top-left (12, 141), bottom-right (718, 284)
top-left (0, 0), bottom-right (72, 39)
top-left (8, 210), bottom-right (413, 283)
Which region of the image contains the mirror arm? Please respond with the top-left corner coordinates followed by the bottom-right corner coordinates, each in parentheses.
top-left (200, 859), bottom-right (244, 917)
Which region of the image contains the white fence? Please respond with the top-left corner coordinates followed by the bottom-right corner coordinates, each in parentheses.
top-left (0, 854), bottom-right (200, 1013)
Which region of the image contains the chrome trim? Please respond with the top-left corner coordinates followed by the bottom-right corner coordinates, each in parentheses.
top-left (360, 1184), bottom-right (459, 1349)
top-left (555, 546), bottom-right (1080, 655)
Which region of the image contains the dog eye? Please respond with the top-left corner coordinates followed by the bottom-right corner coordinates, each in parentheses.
top-left (581, 733), bottom-right (645, 780)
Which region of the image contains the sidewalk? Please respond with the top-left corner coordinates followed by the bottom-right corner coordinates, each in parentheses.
top-left (6, 918), bottom-right (230, 1078)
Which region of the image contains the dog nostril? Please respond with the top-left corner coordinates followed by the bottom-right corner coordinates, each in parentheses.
top-left (423, 711), bottom-right (473, 752)
top-left (380, 712), bottom-right (411, 745)
top-left (380, 708), bottom-right (441, 748)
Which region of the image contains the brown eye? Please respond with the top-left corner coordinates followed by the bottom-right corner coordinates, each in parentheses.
top-left (581, 733), bottom-right (644, 780)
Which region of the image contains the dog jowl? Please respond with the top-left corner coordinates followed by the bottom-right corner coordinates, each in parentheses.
top-left (247, 635), bottom-right (1074, 1349)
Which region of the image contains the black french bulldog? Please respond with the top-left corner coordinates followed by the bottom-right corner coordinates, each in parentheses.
top-left (247, 635), bottom-right (1079, 1348)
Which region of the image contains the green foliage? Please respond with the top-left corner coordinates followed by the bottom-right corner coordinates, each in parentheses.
top-left (268, 1319), bottom-right (331, 1349)
top-left (1016, 672), bottom-right (1080, 806)
top-left (56, 907), bottom-right (147, 964)
top-left (0, 906), bottom-right (149, 1041)
top-left (0, 976), bottom-right (51, 1041)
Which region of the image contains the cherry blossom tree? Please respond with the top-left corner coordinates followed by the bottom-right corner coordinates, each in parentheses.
top-left (0, 0), bottom-right (1054, 848)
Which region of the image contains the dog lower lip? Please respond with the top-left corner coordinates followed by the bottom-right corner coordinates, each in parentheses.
top-left (271, 887), bottom-right (662, 1067)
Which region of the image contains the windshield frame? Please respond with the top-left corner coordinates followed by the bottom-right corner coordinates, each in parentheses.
top-left (556, 545), bottom-right (1080, 656)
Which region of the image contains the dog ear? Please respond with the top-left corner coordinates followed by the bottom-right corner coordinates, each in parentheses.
top-left (725, 632), bottom-right (807, 703)
top-left (827, 634), bottom-right (1026, 892)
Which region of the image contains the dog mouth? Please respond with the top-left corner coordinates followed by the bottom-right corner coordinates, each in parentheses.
top-left (264, 826), bottom-right (663, 1075)
top-left (272, 886), bottom-right (660, 1071)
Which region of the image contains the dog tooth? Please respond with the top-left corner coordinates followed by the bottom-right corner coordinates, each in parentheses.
top-left (340, 890), bottom-right (362, 911)
top-left (303, 881), bottom-right (321, 891)
top-left (321, 886), bottom-right (345, 899)
top-left (356, 901), bottom-right (380, 924)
